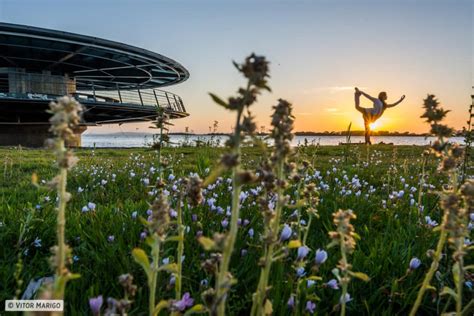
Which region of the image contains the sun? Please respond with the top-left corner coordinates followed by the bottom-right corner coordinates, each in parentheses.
top-left (369, 122), bottom-right (379, 130)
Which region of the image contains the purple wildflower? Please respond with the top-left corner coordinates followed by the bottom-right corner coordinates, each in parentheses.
top-left (409, 257), bottom-right (421, 270)
top-left (89, 295), bottom-right (103, 315)
top-left (326, 279), bottom-right (339, 290)
top-left (248, 228), bottom-right (254, 238)
top-left (280, 224), bottom-right (292, 241)
top-left (172, 292), bottom-right (194, 311)
top-left (305, 301), bottom-right (316, 314)
top-left (315, 249), bottom-right (328, 265)
top-left (297, 246), bottom-right (310, 260)
top-left (287, 295), bottom-right (295, 309)
top-left (340, 293), bottom-right (352, 304)
top-left (296, 267), bottom-right (306, 277)
top-left (221, 218), bottom-right (229, 228)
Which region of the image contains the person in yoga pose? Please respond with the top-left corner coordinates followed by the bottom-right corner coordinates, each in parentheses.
top-left (354, 87), bottom-right (405, 144)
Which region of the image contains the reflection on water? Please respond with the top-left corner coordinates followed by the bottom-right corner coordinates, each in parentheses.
top-left (82, 133), bottom-right (465, 148)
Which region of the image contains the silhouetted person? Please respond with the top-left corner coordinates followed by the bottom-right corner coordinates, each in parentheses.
top-left (354, 87), bottom-right (405, 144)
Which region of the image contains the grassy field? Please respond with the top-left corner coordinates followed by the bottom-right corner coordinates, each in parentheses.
top-left (0, 145), bottom-right (472, 315)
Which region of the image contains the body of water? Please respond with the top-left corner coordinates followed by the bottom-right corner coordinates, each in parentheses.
top-left (81, 133), bottom-right (466, 148)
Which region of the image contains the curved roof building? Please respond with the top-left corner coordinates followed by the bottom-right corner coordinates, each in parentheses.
top-left (0, 23), bottom-right (189, 146)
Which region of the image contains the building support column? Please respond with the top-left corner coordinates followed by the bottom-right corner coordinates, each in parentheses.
top-left (0, 124), bottom-right (87, 147)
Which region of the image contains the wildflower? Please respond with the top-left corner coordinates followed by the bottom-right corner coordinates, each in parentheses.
top-left (305, 300), bottom-right (316, 314)
top-left (131, 211), bottom-right (138, 219)
top-left (307, 280), bottom-right (316, 288)
top-left (297, 246), bottom-right (310, 260)
top-left (89, 295), bottom-right (103, 316)
top-left (107, 235), bottom-right (115, 243)
top-left (241, 249), bottom-right (248, 257)
top-left (221, 218), bottom-right (229, 229)
top-left (33, 237), bottom-right (42, 248)
top-left (280, 224), bottom-right (292, 241)
top-left (118, 273), bottom-right (137, 297)
top-left (81, 206), bottom-right (89, 213)
top-left (172, 292), bottom-right (194, 311)
top-left (425, 215), bottom-right (438, 227)
top-left (77, 187), bottom-right (84, 193)
top-left (239, 191), bottom-right (249, 203)
top-left (186, 175), bottom-right (203, 207)
top-left (248, 228), bottom-right (254, 238)
top-left (409, 257), bottom-right (421, 270)
top-left (169, 275), bottom-right (176, 286)
top-left (287, 295), bottom-right (295, 309)
top-left (315, 249), bottom-right (328, 265)
top-left (149, 193), bottom-right (170, 238)
top-left (340, 293), bottom-right (353, 304)
top-left (296, 267), bottom-right (306, 277)
top-left (270, 99), bottom-right (294, 163)
top-left (328, 209), bottom-right (357, 253)
top-left (326, 279), bottom-right (339, 290)
top-left (87, 202), bottom-right (96, 211)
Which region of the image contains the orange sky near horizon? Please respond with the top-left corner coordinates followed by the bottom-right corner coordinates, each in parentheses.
top-left (86, 87), bottom-right (472, 135)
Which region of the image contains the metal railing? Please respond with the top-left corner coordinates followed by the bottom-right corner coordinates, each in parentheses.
top-left (74, 87), bottom-right (186, 113)
top-left (0, 72), bottom-right (187, 114)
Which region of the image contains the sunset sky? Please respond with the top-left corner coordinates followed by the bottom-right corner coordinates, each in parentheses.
top-left (1, 0), bottom-right (471, 134)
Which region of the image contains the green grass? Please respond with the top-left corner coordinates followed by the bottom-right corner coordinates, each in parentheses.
top-left (0, 145), bottom-right (472, 315)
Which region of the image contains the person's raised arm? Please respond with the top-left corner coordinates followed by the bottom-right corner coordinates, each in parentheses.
top-left (356, 88), bottom-right (377, 102)
top-left (386, 95), bottom-right (406, 108)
